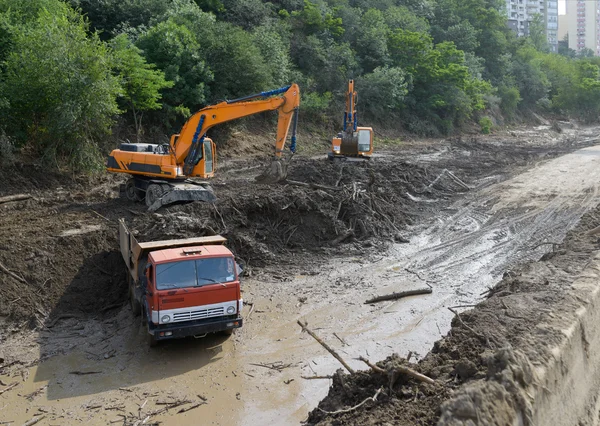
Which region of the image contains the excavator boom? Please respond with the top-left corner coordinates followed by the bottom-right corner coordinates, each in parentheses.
top-left (106, 84), bottom-right (300, 210)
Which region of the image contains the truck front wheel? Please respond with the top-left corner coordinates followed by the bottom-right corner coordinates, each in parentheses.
top-left (141, 309), bottom-right (158, 347)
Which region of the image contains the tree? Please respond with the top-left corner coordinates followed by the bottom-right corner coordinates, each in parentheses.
top-left (0, 1), bottom-right (120, 169)
top-left (354, 8), bottom-right (389, 72)
top-left (110, 34), bottom-right (173, 142)
top-left (356, 66), bottom-right (408, 119)
top-left (529, 14), bottom-right (549, 52)
top-left (136, 19), bottom-right (213, 124)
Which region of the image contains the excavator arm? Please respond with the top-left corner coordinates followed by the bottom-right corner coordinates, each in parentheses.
top-left (172, 84), bottom-right (300, 175)
top-left (106, 83), bottom-right (300, 210)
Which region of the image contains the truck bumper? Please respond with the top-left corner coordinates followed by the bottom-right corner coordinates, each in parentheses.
top-left (148, 316), bottom-right (243, 341)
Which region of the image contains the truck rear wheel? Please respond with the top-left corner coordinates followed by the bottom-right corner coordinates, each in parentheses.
top-left (128, 274), bottom-right (141, 316)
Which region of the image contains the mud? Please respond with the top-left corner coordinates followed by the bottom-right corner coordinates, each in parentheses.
top-left (1, 124), bottom-right (599, 425)
top-left (307, 159), bottom-right (600, 425)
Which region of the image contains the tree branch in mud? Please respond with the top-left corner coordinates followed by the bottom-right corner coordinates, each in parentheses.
top-left (448, 307), bottom-right (491, 347)
top-left (0, 193), bottom-right (32, 204)
top-left (297, 320), bottom-right (355, 374)
top-left (285, 179), bottom-right (343, 192)
top-left (0, 382), bottom-right (18, 395)
top-left (301, 375), bottom-right (333, 380)
top-left (0, 261), bottom-right (28, 284)
top-left (22, 415), bottom-right (45, 426)
top-left (317, 387), bottom-right (384, 415)
top-left (357, 356), bottom-right (436, 385)
top-left (365, 288), bottom-right (432, 304)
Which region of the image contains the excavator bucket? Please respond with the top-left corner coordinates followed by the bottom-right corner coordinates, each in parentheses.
top-left (254, 157), bottom-right (290, 184)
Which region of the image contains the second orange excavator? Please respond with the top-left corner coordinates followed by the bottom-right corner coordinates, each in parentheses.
top-left (329, 80), bottom-right (373, 162)
top-left (106, 84), bottom-right (300, 211)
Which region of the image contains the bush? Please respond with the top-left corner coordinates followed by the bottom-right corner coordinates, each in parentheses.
top-left (479, 116), bottom-right (493, 134)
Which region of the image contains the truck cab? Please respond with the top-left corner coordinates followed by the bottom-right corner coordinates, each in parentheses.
top-left (119, 219), bottom-right (243, 347)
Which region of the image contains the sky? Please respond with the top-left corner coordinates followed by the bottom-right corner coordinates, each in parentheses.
top-left (559, 0), bottom-right (566, 15)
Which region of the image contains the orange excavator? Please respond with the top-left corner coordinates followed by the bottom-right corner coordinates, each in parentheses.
top-left (106, 84), bottom-right (300, 210)
top-left (329, 80), bottom-right (373, 161)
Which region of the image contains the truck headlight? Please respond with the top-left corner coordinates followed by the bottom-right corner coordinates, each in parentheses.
top-left (161, 315), bottom-right (171, 323)
top-left (227, 306), bottom-right (236, 314)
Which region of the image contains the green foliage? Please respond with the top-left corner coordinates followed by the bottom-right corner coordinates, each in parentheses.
top-left (110, 34), bottom-right (173, 141)
top-left (356, 67), bottom-right (408, 119)
top-left (136, 19), bottom-right (212, 123)
top-left (0, 0), bottom-right (120, 169)
top-left (479, 116), bottom-right (492, 134)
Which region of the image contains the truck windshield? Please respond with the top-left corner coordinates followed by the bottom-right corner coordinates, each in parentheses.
top-left (156, 257), bottom-right (236, 290)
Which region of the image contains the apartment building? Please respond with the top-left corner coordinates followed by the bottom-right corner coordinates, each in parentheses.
top-left (567, 0), bottom-right (600, 55)
top-left (506, 0), bottom-right (559, 52)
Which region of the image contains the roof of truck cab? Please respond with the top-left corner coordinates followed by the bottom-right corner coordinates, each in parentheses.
top-left (149, 245), bottom-right (234, 263)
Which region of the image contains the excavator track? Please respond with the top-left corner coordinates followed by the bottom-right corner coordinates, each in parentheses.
top-left (122, 178), bottom-right (216, 211)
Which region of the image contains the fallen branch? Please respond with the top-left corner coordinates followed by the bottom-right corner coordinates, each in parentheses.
top-left (90, 210), bottom-right (111, 222)
top-left (0, 194), bottom-right (31, 204)
top-left (248, 362), bottom-right (292, 372)
top-left (177, 402), bottom-right (205, 413)
top-left (318, 387), bottom-right (383, 415)
top-left (0, 382), bottom-right (18, 395)
top-left (448, 307), bottom-right (490, 347)
top-left (285, 179), bottom-right (343, 192)
top-left (297, 320), bottom-right (355, 374)
top-left (330, 231), bottom-right (354, 246)
top-left (333, 332), bottom-right (348, 346)
top-left (69, 371), bottom-right (102, 375)
top-left (365, 288), bottom-right (432, 304)
top-left (22, 415), bottom-right (45, 426)
top-left (358, 356), bottom-right (435, 385)
top-left (0, 261), bottom-right (27, 284)
top-left (301, 375), bottom-right (333, 380)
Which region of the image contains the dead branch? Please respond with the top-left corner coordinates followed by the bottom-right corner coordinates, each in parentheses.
top-left (285, 179), bottom-right (343, 192)
top-left (318, 387), bottom-right (383, 415)
top-left (0, 382), bottom-right (18, 395)
top-left (358, 356), bottom-right (435, 385)
top-left (246, 302), bottom-right (255, 320)
top-left (301, 375), bottom-right (333, 380)
top-left (22, 415), bottom-right (45, 426)
top-left (90, 210), bottom-right (111, 222)
top-left (177, 402), bottom-right (205, 413)
top-left (297, 320), bottom-right (355, 374)
top-left (448, 307), bottom-right (490, 347)
top-left (23, 385), bottom-right (46, 401)
top-left (365, 288), bottom-right (432, 304)
top-left (333, 332), bottom-right (348, 346)
top-left (0, 194), bottom-right (31, 204)
top-left (330, 230), bottom-right (354, 246)
top-left (69, 371), bottom-right (102, 375)
top-left (248, 362), bottom-right (292, 372)
top-left (0, 261), bottom-right (27, 284)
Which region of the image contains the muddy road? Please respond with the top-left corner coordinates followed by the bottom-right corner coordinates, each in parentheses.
top-left (1, 125), bottom-right (600, 425)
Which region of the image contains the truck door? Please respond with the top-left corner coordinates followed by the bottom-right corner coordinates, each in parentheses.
top-left (145, 264), bottom-right (156, 321)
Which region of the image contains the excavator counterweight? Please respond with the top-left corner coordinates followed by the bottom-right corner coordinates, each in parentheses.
top-left (107, 84), bottom-right (300, 210)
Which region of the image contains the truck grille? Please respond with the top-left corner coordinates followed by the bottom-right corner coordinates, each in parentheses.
top-left (172, 306), bottom-right (225, 323)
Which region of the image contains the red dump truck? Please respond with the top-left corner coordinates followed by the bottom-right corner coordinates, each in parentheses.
top-left (119, 219), bottom-right (243, 346)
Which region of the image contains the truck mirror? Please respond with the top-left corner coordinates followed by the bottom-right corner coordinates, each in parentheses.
top-left (236, 263), bottom-right (243, 276)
